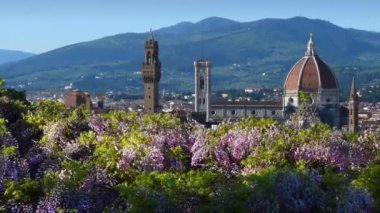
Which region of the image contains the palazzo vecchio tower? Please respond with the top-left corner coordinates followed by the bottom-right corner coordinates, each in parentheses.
top-left (141, 31), bottom-right (161, 113)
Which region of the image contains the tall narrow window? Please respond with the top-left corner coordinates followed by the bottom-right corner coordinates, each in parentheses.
top-left (154, 51), bottom-right (158, 62)
top-left (200, 76), bottom-right (205, 90)
top-left (147, 52), bottom-right (152, 64)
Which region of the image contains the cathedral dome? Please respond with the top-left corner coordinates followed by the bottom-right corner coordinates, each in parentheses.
top-left (284, 34), bottom-right (338, 91)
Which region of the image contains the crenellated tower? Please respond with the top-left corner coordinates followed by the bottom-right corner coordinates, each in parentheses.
top-left (348, 78), bottom-right (359, 133)
top-left (141, 30), bottom-right (161, 113)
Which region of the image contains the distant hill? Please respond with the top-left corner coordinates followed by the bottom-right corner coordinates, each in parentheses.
top-left (0, 49), bottom-right (35, 65)
top-left (1, 16), bottom-right (380, 93)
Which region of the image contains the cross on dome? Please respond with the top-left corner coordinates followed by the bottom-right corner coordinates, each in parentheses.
top-left (305, 33), bottom-right (316, 56)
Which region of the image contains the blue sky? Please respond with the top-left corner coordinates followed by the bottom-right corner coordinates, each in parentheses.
top-left (1, 0), bottom-right (379, 53)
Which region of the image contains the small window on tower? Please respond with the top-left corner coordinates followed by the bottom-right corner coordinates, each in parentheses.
top-left (200, 76), bottom-right (205, 90)
top-left (147, 52), bottom-right (152, 64)
top-left (231, 110), bottom-right (236, 115)
top-left (211, 111), bottom-right (216, 115)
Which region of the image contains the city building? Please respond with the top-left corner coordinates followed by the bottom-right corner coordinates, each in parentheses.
top-left (141, 30), bottom-right (161, 113)
top-left (193, 34), bottom-right (356, 128)
top-left (209, 100), bottom-right (283, 122)
top-left (64, 90), bottom-right (92, 109)
top-left (283, 33), bottom-right (340, 127)
top-left (194, 60), bottom-right (283, 123)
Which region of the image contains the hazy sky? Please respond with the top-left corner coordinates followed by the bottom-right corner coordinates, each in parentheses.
top-left (1, 0), bottom-right (379, 53)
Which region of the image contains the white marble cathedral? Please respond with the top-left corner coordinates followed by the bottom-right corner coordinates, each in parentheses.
top-left (194, 34), bottom-right (347, 128)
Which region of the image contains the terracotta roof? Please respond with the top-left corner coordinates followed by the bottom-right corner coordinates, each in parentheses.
top-left (284, 34), bottom-right (338, 91)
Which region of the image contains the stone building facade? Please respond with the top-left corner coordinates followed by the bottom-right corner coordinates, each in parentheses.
top-left (209, 100), bottom-right (283, 122)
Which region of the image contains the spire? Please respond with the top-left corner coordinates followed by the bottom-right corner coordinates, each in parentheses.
top-left (150, 28), bottom-right (155, 41)
top-left (305, 33), bottom-right (316, 56)
top-left (350, 77), bottom-right (358, 101)
top-left (348, 77), bottom-right (359, 133)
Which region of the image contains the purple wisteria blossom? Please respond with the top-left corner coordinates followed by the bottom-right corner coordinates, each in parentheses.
top-left (118, 148), bottom-right (136, 170)
top-left (28, 154), bottom-right (43, 166)
top-left (89, 115), bottom-right (108, 134)
top-left (190, 129), bottom-right (210, 167)
top-left (337, 187), bottom-right (374, 213)
top-left (0, 134), bottom-right (18, 146)
top-left (151, 127), bottom-right (191, 151)
top-left (215, 128), bottom-right (261, 168)
top-left (44, 121), bottom-right (68, 147)
top-left (36, 196), bottom-right (60, 213)
top-left (275, 171), bottom-right (322, 212)
top-left (292, 133), bottom-right (374, 171)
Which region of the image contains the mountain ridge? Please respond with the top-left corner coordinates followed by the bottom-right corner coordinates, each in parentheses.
top-left (0, 49), bottom-right (35, 65)
top-left (1, 16), bottom-right (380, 93)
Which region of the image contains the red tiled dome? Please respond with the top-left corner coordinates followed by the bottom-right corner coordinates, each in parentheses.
top-left (284, 34), bottom-right (338, 91)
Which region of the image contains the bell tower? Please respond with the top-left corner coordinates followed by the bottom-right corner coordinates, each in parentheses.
top-left (194, 60), bottom-right (211, 121)
top-left (141, 30), bottom-right (161, 113)
top-left (348, 78), bottom-right (359, 133)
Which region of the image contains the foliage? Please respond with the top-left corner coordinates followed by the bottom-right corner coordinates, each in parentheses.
top-left (0, 118), bottom-right (7, 136)
top-left (353, 165), bottom-right (380, 211)
top-left (0, 81), bottom-right (379, 211)
top-left (24, 100), bottom-right (65, 130)
top-left (1, 145), bottom-right (17, 157)
top-left (4, 179), bottom-right (41, 203)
